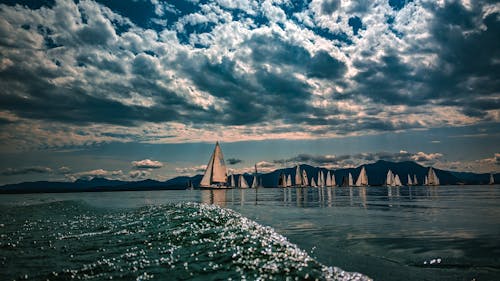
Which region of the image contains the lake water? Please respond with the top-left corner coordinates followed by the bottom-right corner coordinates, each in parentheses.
top-left (1, 185), bottom-right (499, 280)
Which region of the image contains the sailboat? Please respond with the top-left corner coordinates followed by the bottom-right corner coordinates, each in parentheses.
top-left (317, 171), bottom-right (324, 187)
top-left (286, 174), bottom-right (292, 187)
top-left (386, 170), bottom-right (395, 187)
top-left (424, 175), bottom-right (428, 185)
top-left (251, 164), bottom-right (258, 188)
top-left (407, 174), bottom-right (413, 186)
top-left (239, 174), bottom-right (249, 188)
top-left (200, 142), bottom-right (228, 188)
top-left (489, 173), bottom-right (494, 185)
top-left (229, 174), bottom-right (235, 188)
top-left (311, 177), bottom-right (317, 187)
top-left (394, 174), bottom-right (402, 186)
top-left (413, 174), bottom-right (418, 185)
top-left (295, 165), bottom-right (303, 187)
top-left (355, 166), bottom-right (368, 186)
top-left (331, 172), bottom-right (336, 187)
top-left (302, 170), bottom-right (309, 186)
top-left (326, 171), bottom-right (332, 187)
top-left (348, 173), bottom-right (353, 186)
top-left (427, 167), bottom-right (440, 186)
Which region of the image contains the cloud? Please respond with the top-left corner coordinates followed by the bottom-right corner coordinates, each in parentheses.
top-left (129, 170), bottom-right (150, 179)
top-left (227, 158), bottom-right (243, 165)
top-left (1, 166), bottom-right (53, 176)
top-left (70, 169), bottom-right (123, 180)
top-left (0, 0), bottom-right (497, 150)
top-left (175, 165), bottom-right (206, 175)
top-left (132, 159), bottom-right (163, 169)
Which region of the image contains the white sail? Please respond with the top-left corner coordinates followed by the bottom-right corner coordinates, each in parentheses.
top-left (200, 142), bottom-right (227, 187)
top-left (316, 171), bottom-right (322, 187)
top-left (386, 170), bottom-right (394, 186)
top-left (407, 174), bottom-right (413, 186)
top-left (331, 172), bottom-right (336, 186)
top-left (251, 175), bottom-right (258, 188)
top-left (302, 170), bottom-right (309, 186)
top-left (348, 173), bottom-right (353, 186)
top-left (394, 174), bottom-right (402, 186)
top-left (413, 174), bottom-right (418, 185)
top-left (355, 166), bottom-right (368, 186)
top-left (239, 174), bottom-right (249, 188)
top-left (490, 173), bottom-right (495, 185)
top-left (427, 167), bottom-right (440, 186)
top-left (311, 177), bottom-right (317, 187)
top-left (424, 175), bottom-right (428, 185)
top-left (229, 174), bottom-right (235, 187)
top-left (326, 171), bottom-right (332, 186)
top-left (287, 174), bottom-right (292, 187)
top-left (295, 165), bottom-right (302, 186)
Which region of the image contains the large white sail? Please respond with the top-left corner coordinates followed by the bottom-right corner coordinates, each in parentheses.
top-left (295, 165), bottom-right (302, 186)
top-left (413, 174), bottom-right (418, 185)
top-left (302, 170), bottom-right (309, 186)
top-left (490, 173), bottom-right (495, 185)
top-left (355, 166), bottom-right (368, 186)
top-left (200, 142), bottom-right (227, 187)
top-left (311, 177), bottom-right (317, 187)
top-left (407, 174), bottom-right (413, 186)
top-left (326, 171), bottom-right (332, 186)
top-left (287, 174), bottom-right (292, 187)
top-left (348, 173), bottom-right (353, 186)
top-left (239, 174), bottom-right (249, 188)
top-left (394, 174), bottom-right (402, 186)
top-left (331, 172), bottom-right (336, 186)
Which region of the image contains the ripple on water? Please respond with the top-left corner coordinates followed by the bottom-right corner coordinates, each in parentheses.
top-left (0, 201), bottom-right (371, 280)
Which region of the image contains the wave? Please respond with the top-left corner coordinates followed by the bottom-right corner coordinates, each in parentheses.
top-left (0, 202), bottom-right (370, 280)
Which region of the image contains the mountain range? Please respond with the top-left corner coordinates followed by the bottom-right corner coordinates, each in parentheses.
top-left (0, 160), bottom-right (497, 194)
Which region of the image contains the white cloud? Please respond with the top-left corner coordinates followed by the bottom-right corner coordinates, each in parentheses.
top-left (132, 159), bottom-right (164, 169)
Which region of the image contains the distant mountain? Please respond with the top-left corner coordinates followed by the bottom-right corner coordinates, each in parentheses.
top-left (0, 161), bottom-right (497, 194)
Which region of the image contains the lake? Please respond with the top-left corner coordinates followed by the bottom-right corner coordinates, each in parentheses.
top-left (1, 185), bottom-right (499, 280)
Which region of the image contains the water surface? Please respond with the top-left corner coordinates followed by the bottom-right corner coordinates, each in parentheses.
top-left (1, 185), bottom-right (499, 280)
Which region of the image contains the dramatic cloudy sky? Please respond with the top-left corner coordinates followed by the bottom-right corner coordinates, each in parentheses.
top-left (0, 0), bottom-right (499, 184)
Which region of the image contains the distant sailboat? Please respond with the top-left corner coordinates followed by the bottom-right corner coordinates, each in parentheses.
top-left (407, 174), bottom-right (413, 186)
top-left (311, 177), bottom-right (317, 187)
top-left (386, 170), bottom-right (395, 187)
top-left (200, 142), bottom-right (228, 188)
top-left (427, 167), bottom-right (440, 186)
top-left (229, 174), bottom-right (235, 188)
top-left (317, 171), bottom-right (324, 187)
top-left (424, 175), bottom-right (428, 185)
top-left (286, 174), bottom-right (292, 187)
top-left (302, 170), bottom-right (309, 186)
top-left (413, 174), bottom-right (418, 185)
top-left (489, 173), bottom-right (494, 185)
top-left (355, 166), bottom-right (368, 186)
top-left (295, 165), bottom-right (303, 187)
top-left (326, 171), bottom-right (332, 187)
top-left (278, 173), bottom-right (286, 187)
top-left (331, 172), bottom-right (336, 187)
top-left (251, 164), bottom-right (258, 188)
top-left (348, 173), bottom-right (353, 186)
top-left (239, 174), bottom-right (249, 188)
top-left (394, 174), bottom-right (402, 186)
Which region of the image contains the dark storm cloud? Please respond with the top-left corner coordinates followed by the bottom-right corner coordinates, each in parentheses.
top-left (227, 158), bottom-right (243, 165)
top-left (350, 1), bottom-right (500, 118)
top-left (1, 166), bottom-right (53, 176)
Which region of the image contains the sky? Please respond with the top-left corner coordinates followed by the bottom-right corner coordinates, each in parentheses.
top-left (0, 0), bottom-right (499, 185)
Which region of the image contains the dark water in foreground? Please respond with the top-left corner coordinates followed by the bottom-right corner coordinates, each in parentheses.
top-left (1, 186), bottom-right (499, 280)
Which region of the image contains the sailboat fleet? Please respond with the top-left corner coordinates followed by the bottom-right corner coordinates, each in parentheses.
top-left (200, 142), bottom-right (446, 188)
